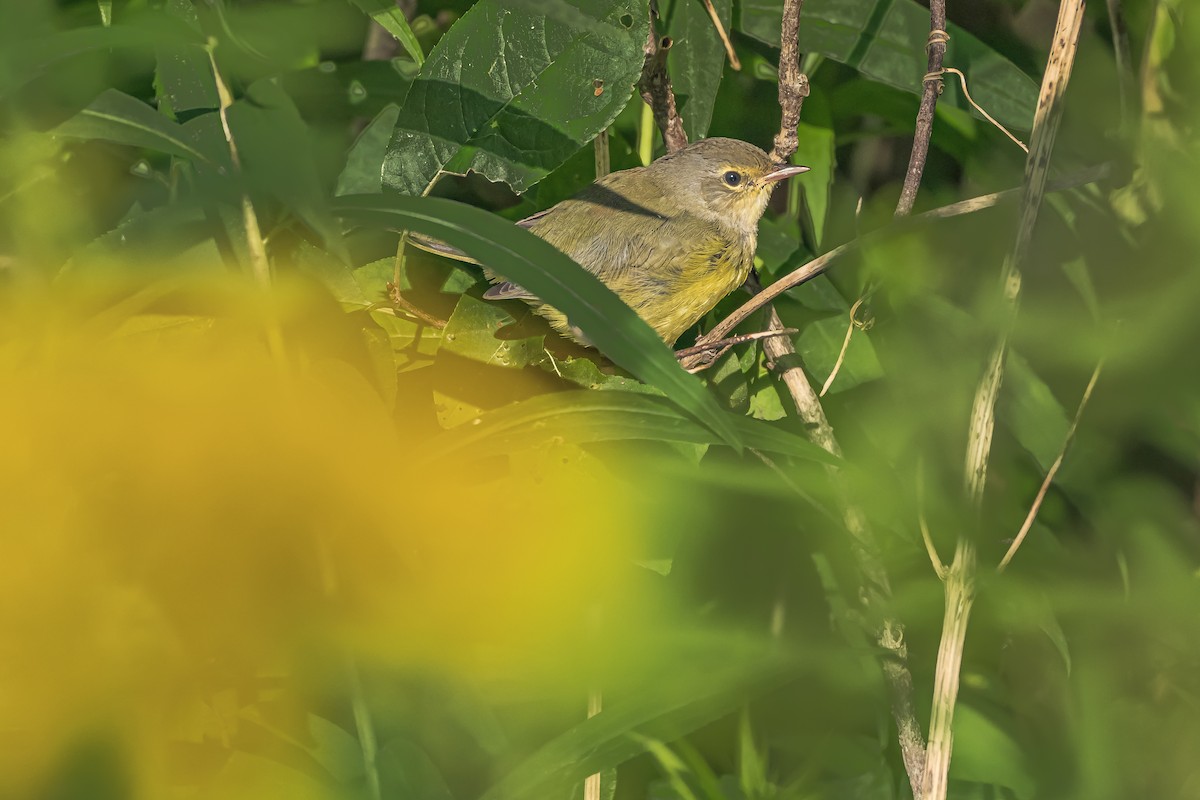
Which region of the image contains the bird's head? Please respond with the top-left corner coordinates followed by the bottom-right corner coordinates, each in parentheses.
top-left (651, 137), bottom-right (810, 233)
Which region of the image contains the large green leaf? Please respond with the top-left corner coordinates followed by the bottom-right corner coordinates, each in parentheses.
top-left (347, 0), bottom-right (425, 66)
top-left (427, 390), bottom-right (838, 464)
top-left (738, 0), bottom-right (1038, 130)
top-left (50, 89), bottom-right (214, 163)
top-left (334, 194), bottom-right (743, 448)
top-left (662, 0), bottom-right (733, 139)
top-left (381, 0), bottom-right (648, 196)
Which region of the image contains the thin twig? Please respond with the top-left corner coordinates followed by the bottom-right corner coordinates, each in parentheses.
top-left (770, 0), bottom-right (809, 163)
top-left (700, 0), bottom-right (741, 70)
top-left (639, 1), bottom-right (688, 153)
top-left (583, 689), bottom-right (603, 800)
top-left (895, 0), bottom-right (948, 217)
top-left (998, 359), bottom-right (1104, 572)
top-left (680, 163), bottom-right (1109, 369)
top-left (923, 3), bottom-right (1090, 799)
top-left (917, 462), bottom-right (948, 580)
top-left (674, 327), bottom-right (798, 364)
top-left (594, 128), bottom-right (611, 178)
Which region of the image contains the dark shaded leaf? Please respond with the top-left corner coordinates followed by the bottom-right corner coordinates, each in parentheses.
top-left (229, 79), bottom-right (348, 261)
top-left (51, 89), bottom-right (214, 163)
top-left (662, 0), bottom-right (733, 139)
top-left (738, 0), bottom-right (1038, 130)
top-left (334, 193), bottom-right (744, 447)
top-left (382, 0), bottom-right (648, 195)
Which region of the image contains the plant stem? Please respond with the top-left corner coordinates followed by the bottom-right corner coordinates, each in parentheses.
top-left (923, 2), bottom-right (1089, 798)
top-left (921, 541), bottom-right (976, 800)
top-left (895, 0), bottom-right (948, 216)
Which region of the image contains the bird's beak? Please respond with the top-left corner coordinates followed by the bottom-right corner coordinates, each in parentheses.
top-left (762, 164), bottom-right (810, 183)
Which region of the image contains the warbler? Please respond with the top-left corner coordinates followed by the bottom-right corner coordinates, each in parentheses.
top-left (412, 137), bottom-right (808, 346)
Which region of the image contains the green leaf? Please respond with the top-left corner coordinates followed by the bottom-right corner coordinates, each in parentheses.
top-left (790, 90), bottom-right (836, 249)
top-left (441, 293), bottom-right (545, 368)
top-left (347, 0), bottom-right (425, 66)
top-left (552, 356), bottom-right (663, 393)
top-left (1003, 351), bottom-right (1070, 472)
top-left (1, 16), bottom-right (201, 97)
top-left (337, 104), bottom-right (401, 196)
top-left (663, 0), bottom-right (733, 139)
top-left (427, 390), bottom-right (837, 464)
top-left (949, 704), bottom-right (1036, 799)
top-left (771, 277), bottom-right (883, 395)
top-left (478, 633), bottom-right (805, 800)
top-left (378, 740), bottom-right (455, 800)
top-left (334, 194), bottom-right (744, 448)
top-left (50, 89), bottom-right (214, 163)
top-left (382, 0), bottom-right (648, 196)
top-left (738, 0), bottom-right (1038, 130)
top-left (229, 79), bottom-right (348, 261)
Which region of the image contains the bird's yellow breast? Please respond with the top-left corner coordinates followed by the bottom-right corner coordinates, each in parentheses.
top-left (627, 232), bottom-right (754, 345)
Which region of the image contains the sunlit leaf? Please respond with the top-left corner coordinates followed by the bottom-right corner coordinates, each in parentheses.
top-left (441, 293), bottom-right (545, 368)
top-left (381, 0), bottom-right (648, 195)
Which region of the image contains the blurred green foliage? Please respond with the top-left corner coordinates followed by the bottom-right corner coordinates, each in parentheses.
top-left (1, 1), bottom-right (1198, 799)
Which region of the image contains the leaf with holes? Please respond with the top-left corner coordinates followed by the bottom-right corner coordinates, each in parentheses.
top-left (382, 0), bottom-right (648, 196)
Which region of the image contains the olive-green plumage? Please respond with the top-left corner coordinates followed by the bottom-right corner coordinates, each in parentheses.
top-left (413, 137), bottom-right (808, 346)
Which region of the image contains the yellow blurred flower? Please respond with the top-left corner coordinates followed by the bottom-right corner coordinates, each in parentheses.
top-left (0, 277), bottom-right (638, 797)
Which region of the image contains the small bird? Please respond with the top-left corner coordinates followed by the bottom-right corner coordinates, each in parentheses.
top-left (413, 137), bottom-right (808, 346)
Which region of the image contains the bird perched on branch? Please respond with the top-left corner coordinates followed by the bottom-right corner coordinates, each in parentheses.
top-left (410, 137), bottom-right (808, 346)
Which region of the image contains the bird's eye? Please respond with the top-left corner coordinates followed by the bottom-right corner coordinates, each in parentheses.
top-left (723, 170), bottom-right (742, 187)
